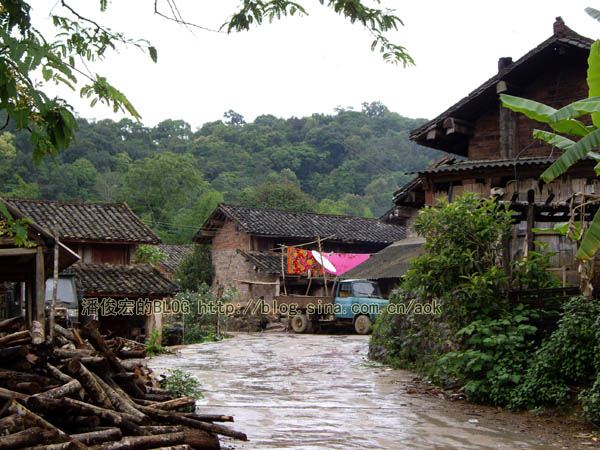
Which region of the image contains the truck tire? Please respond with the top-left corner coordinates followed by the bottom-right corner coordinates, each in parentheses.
top-left (291, 314), bottom-right (309, 333)
top-left (354, 314), bottom-right (372, 335)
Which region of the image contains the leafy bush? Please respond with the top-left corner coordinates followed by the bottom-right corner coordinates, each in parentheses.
top-left (145, 329), bottom-right (167, 356)
top-left (177, 284), bottom-right (237, 344)
top-left (510, 297), bottom-right (600, 410)
top-left (135, 245), bottom-right (167, 264)
top-left (370, 192), bottom-right (568, 408)
top-left (438, 304), bottom-right (538, 405)
top-left (160, 369), bottom-right (203, 411)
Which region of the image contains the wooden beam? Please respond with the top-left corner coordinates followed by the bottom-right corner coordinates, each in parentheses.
top-left (426, 129), bottom-right (438, 141)
top-left (440, 118), bottom-right (474, 138)
top-left (35, 246), bottom-right (45, 328)
top-left (0, 248), bottom-right (38, 256)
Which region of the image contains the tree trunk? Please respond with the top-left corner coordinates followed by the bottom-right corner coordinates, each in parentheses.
top-left (89, 432), bottom-right (186, 450)
top-left (0, 345), bottom-right (29, 361)
top-left (54, 348), bottom-right (95, 358)
top-left (136, 405), bottom-right (247, 441)
top-left (183, 413), bottom-right (233, 423)
top-left (27, 396), bottom-right (148, 436)
top-left (71, 428), bottom-right (122, 446)
top-left (147, 397), bottom-right (195, 411)
top-left (0, 427), bottom-right (57, 450)
top-left (0, 414), bottom-right (25, 434)
top-left (35, 379), bottom-right (83, 400)
top-left (92, 374), bottom-right (148, 424)
top-left (67, 359), bottom-right (114, 409)
top-left (6, 400), bottom-right (87, 450)
top-left (0, 330), bottom-right (31, 347)
top-left (80, 322), bottom-right (126, 374)
top-left (184, 429), bottom-right (220, 450)
top-left (0, 317), bottom-right (24, 334)
top-left (32, 320), bottom-right (45, 344)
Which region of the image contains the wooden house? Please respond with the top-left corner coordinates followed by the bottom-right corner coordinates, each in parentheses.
top-left (0, 201), bottom-right (79, 328)
top-left (194, 204), bottom-right (407, 303)
top-left (2, 198), bottom-right (179, 338)
top-left (384, 18), bottom-right (597, 285)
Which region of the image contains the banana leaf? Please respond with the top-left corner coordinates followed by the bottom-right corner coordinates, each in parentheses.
top-left (547, 96), bottom-right (600, 122)
top-left (500, 94), bottom-right (590, 137)
top-left (540, 128), bottom-right (600, 182)
top-left (576, 209), bottom-right (600, 260)
top-left (533, 129), bottom-right (575, 151)
top-left (585, 7), bottom-right (600, 24)
top-left (588, 41), bottom-right (600, 127)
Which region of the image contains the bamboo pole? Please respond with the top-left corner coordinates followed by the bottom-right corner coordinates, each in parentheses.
top-left (317, 237), bottom-right (328, 297)
top-left (50, 230), bottom-right (59, 341)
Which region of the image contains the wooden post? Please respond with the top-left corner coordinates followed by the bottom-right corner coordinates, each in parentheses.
top-left (35, 246), bottom-right (45, 329)
top-left (25, 275), bottom-right (33, 329)
top-left (526, 203), bottom-right (535, 257)
top-left (317, 237), bottom-right (328, 297)
top-left (280, 246), bottom-right (287, 296)
top-left (50, 232), bottom-right (59, 340)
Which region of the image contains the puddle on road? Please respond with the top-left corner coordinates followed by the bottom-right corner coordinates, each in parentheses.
top-left (147, 333), bottom-right (549, 449)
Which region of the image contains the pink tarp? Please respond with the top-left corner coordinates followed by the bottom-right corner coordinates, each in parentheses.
top-left (311, 251), bottom-right (371, 275)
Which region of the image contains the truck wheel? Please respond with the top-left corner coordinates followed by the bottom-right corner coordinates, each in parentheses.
top-left (291, 314), bottom-right (309, 333)
top-left (354, 315), bottom-right (372, 335)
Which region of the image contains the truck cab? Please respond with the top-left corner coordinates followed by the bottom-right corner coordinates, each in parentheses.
top-left (334, 279), bottom-right (388, 334)
top-left (280, 278), bottom-right (388, 334)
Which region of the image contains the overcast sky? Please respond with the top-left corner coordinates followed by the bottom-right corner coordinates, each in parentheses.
top-left (33, 1), bottom-right (600, 129)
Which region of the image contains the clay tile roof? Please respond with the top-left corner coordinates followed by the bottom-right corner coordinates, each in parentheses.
top-left (414, 156), bottom-right (558, 175)
top-left (410, 18), bottom-right (594, 155)
top-left (195, 204), bottom-right (407, 244)
top-left (157, 244), bottom-right (194, 274)
top-left (2, 198), bottom-right (160, 244)
top-left (62, 263), bottom-right (179, 297)
top-left (237, 250), bottom-right (282, 274)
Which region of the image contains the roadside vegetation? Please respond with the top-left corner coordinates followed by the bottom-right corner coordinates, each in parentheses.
top-left (370, 193), bottom-right (600, 423)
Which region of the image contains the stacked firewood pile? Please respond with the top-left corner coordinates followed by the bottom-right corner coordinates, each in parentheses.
top-left (0, 317), bottom-right (247, 449)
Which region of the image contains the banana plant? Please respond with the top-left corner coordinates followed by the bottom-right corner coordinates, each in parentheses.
top-left (500, 7), bottom-right (600, 262)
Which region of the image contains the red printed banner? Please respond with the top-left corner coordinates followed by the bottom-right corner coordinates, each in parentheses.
top-left (286, 248), bottom-right (371, 276)
top-left (287, 247), bottom-right (324, 275)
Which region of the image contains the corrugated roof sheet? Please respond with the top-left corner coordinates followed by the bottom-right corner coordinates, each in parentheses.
top-left (62, 263), bottom-right (179, 296)
top-left (3, 198), bottom-right (160, 244)
top-left (415, 157), bottom-right (557, 175)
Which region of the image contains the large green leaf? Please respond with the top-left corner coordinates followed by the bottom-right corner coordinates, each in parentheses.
top-left (576, 209), bottom-right (600, 260)
top-left (500, 94), bottom-right (589, 137)
top-left (548, 97), bottom-right (600, 123)
top-left (540, 128), bottom-right (600, 182)
top-left (585, 7), bottom-right (600, 24)
top-left (533, 129), bottom-right (575, 151)
top-left (588, 41), bottom-right (600, 128)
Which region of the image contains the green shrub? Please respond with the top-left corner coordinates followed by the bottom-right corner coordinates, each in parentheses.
top-left (145, 329), bottom-right (167, 356)
top-left (160, 369), bottom-right (203, 411)
top-left (510, 297), bottom-right (600, 410)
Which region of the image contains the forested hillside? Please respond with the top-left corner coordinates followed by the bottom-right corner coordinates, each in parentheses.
top-left (0, 102), bottom-right (441, 243)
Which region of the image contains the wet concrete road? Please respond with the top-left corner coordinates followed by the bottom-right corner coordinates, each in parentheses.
top-left (147, 333), bottom-right (550, 449)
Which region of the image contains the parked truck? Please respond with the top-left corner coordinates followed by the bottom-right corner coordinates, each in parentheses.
top-left (274, 279), bottom-right (388, 334)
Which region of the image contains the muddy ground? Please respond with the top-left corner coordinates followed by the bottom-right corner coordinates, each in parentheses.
top-left (147, 333), bottom-right (600, 449)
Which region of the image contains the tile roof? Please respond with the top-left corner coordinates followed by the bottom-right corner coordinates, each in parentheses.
top-left (410, 18), bottom-right (593, 155)
top-left (414, 157), bottom-right (557, 175)
top-left (237, 250), bottom-right (283, 275)
top-left (62, 263), bottom-right (179, 297)
top-left (157, 244), bottom-right (193, 274)
top-left (341, 238), bottom-right (425, 280)
top-left (2, 198), bottom-right (160, 244)
top-left (195, 204), bottom-right (407, 245)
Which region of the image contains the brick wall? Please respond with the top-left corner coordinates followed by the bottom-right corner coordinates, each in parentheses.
top-left (211, 221), bottom-right (279, 303)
